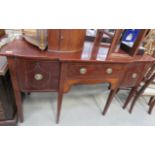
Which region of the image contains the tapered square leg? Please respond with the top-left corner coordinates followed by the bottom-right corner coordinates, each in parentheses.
top-left (15, 91), bottom-right (23, 123)
top-left (102, 89), bottom-right (117, 115)
top-left (8, 58), bottom-right (23, 123)
top-left (56, 92), bottom-right (63, 124)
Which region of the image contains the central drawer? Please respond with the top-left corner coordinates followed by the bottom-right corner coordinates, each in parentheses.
top-left (67, 63), bottom-right (125, 79)
top-left (16, 59), bottom-right (60, 91)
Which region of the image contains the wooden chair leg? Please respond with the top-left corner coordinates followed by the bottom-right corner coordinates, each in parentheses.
top-left (129, 93), bottom-right (142, 113)
top-left (102, 89), bottom-right (117, 115)
top-left (123, 87), bottom-right (137, 109)
top-left (56, 92), bottom-right (63, 124)
top-left (148, 96), bottom-right (154, 106)
top-left (148, 98), bottom-right (155, 114)
top-left (116, 88), bottom-right (120, 94)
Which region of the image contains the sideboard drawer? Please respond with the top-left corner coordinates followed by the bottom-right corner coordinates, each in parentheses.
top-left (16, 60), bottom-right (60, 91)
top-left (121, 63), bottom-right (146, 87)
top-left (67, 63), bottom-right (125, 79)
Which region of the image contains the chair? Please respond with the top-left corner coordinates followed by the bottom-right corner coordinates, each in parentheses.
top-left (123, 30), bottom-right (155, 113)
top-left (128, 68), bottom-right (155, 114)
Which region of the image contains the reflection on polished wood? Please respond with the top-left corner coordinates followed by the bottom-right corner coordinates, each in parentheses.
top-left (1, 38), bottom-right (154, 62)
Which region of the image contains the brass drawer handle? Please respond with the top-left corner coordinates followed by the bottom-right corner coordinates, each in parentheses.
top-left (34, 74), bottom-right (43, 80)
top-left (60, 35), bottom-right (64, 40)
top-left (106, 68), bottom-right (113, 74)
top-left (132, 73), bottom-right (137, 79)
top-left (80, 68), bottom-right (87, 74)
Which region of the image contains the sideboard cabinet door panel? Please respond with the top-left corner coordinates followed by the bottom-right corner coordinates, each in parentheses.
top-left (16, 59), bottom-right (60, 91)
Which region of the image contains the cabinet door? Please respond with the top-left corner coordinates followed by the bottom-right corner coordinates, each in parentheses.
top-left (48, 29), bottom-right (60, 51)
top-left (16, 59), bottom-right (60, 91)
top-left (48, 29), bottom-right (86, 52)
top-left (59, 30), bottom-right (85, 52)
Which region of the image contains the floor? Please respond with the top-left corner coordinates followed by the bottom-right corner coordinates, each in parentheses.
top-left (19, 83), bottom-right (155, 126)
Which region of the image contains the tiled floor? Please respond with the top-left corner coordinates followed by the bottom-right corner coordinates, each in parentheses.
top-left (19, 83), bottom-right (155, 126)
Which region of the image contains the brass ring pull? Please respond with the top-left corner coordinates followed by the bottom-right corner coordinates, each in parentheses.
top-left (80, 68), bottom-right (87, 74)
top-left (34, 74), bottom-right (43, 80)
top-left (106, 68), bottom-right (113, 74)
top-left (132, 73), bottom-right (137, 79)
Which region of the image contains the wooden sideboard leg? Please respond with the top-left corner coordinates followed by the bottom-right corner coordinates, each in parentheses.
top-left (56, 92), bottom-right (63, 124)
top-left (7, 58), bottom-right (23, 123)
top-left (102, 89), bottom-right (117, 115)
top-left (14, 91), bottom-right (23, 122)
top-left (148, 98), bottom-right (155, 114)
top-left (122, 87), bottom-right (137, 109)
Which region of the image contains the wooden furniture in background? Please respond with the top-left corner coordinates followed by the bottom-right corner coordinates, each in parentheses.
top-left (0, 29), bottom-right (5, 37)
top-left (0, 29), bottom-right (154, 123)
top-left (0, 56), bottom-right (17, 125)
top-left (144, 29), bottom-right (155, 56)
top-left (129, 69), bottom-right (155, 114)
top-left (48, 29), bottom-right (86, 53)
top-left (129, 29), bottom-right (148, 56)
top-left (123, 32), bottom-right (155, 112)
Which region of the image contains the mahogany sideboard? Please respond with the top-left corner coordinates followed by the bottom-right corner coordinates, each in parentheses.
top-left (0, 39), bottom-right (154, 123)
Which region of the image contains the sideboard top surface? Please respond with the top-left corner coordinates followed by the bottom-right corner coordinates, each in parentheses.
top-left (0, 39), bottom-right (155, 63)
